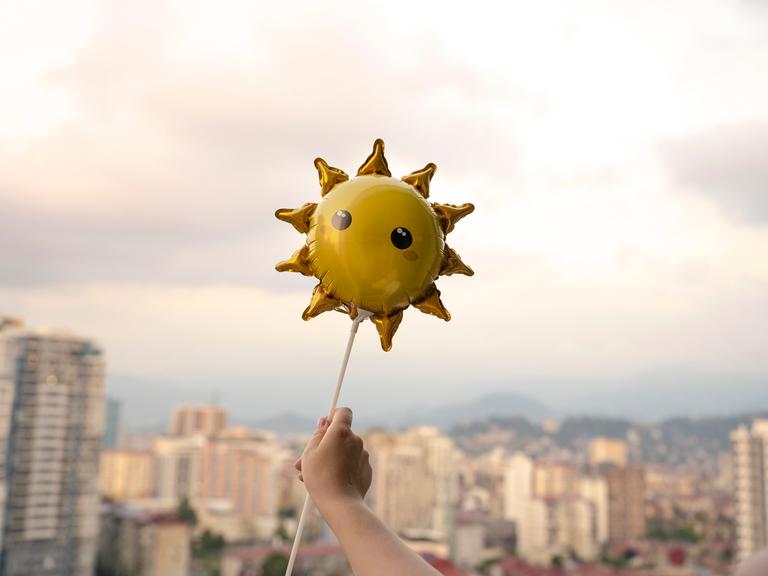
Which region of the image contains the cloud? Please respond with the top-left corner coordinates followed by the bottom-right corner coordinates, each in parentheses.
top-left (4, 0), bottom-right (768, 415)
top-left (664, 123), bottom-right (768, 224)
top-left (0, 1), bottom-right (522, 289)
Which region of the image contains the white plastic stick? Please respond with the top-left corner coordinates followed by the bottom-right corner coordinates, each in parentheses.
top-left (284, 310), bottom-right (372, 576)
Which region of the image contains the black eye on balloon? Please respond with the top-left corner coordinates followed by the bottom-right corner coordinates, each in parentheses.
top-left (332, 210), bottom-right (352, 230)
top-left (390, 227), bottom-right (413, 249)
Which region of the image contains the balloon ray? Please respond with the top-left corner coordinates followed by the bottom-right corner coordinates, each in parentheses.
top-left (276, 245), bottom-right (314, 276)
top-left (314, 158), bottom-right (349, 197)
top-left (432, 202), bottom-right (475, 235)
top-left (401, 163), bottom-right (436, 199)
top-left (341, 302), bottom-right (359, 319)
top-left (412, 285), bottom-right (451, 321)
top-left (275, 203), bottom-right (317, 234)
top-left (439, 245), bottom-right (474, 276)
top-left (370, 310), bottom-right (404, 352)
top-left (357, 138), bottom-right (391, 177)
top-left (302, 283), bottom-right (343, 320)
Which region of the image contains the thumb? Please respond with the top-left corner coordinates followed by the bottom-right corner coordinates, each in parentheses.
top-left (306, 416), bottom-right (330, 451)
top-left (326, 407), bottom-right (353, 438)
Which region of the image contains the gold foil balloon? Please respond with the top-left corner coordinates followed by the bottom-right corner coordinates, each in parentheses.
top-left (275, 139), bottom-right (474, 351)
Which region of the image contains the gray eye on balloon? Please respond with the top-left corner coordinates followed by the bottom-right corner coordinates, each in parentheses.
top-left (390, 227), bottom-right (412, 249)
top-left (331, 210), bottom-right (352, 230)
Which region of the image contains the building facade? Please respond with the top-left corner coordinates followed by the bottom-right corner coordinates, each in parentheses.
top-left (100, 449), bottom-right (156, 501)
top-left (0, 319), bottom-right (105, 576)
top-left (98, 504), bottom-right (191, 576)
top-left (605, 465), bottom-right (646, 543)
top-left (589, 437), bottom-right (628, 468)
top-left (169, 404), bottom-right (227, 437)
top-left (367, 427), bottom-right (458, 540)
top-left (731, 419), bottom-right (768, 562)
top-left (502, 453), bottom-right (608, 564)
top-left (151, 409), bottom-right (285, 541)
top-left (154, 434), bottom-right (207, 503)
top-left (198, 427), bottom-right (282, 540)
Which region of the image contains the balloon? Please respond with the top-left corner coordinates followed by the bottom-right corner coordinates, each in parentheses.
top-left (275, 139), bottom-right (474, 351)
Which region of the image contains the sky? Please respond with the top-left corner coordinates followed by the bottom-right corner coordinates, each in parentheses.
top-left (1, 0), bottom-right (768, 426)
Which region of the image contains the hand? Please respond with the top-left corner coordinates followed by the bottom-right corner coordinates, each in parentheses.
top-left (295, 407), bottom-right (372, 514)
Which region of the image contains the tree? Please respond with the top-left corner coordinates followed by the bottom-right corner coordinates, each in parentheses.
top-left (177, 496), bottom-right (198, 526)
top-left (193, 529), bottom-right (226, 557)
top-left (278, 507), bottom-right (296, 519)
top-left (274, 521), bottom-right (292, 544)
top-left (262, 553), bottom-right (289, 576)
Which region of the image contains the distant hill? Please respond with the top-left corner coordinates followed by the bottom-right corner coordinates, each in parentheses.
top-left (449, 411), bottom-right (768, 459)
top-left (384, 391), bottom-right (554, 430)
top-left (234, 392), bottom-right (554, 435)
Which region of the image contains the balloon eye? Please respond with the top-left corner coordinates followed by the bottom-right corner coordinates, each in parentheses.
top-left (331, 210), bottom-right (352, 230)
top-left (390, 227), bottom-right (413, 249)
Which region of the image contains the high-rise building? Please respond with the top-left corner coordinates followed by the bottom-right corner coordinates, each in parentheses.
top-left (199, 427), bottom-right (282, 539)
top-left (605, 465), bottom-right (646, 543)
top-left (580, 474), bottom-right (609, 545)
top-left (502, 454), bottom-right (606, 564)
top-left (102, 397), bottom-right (122, 449)
top-left (154, 434), bottom-right (207, 503)
top-left (0, 318), bottom-right (105, 576)
top-left (98, 503), bottom-right (191, 576)
top-left (554, 498), bottom-right (600, 561)
top-left (503, 452), bottom-right (534, 524)
top-left (169, 404), bottom-right (227, 437)
top-left (153, 407), bottom-right (285, 541)
top-left (589, 437), bottom-right (628, 468)
top-left (367, 427), bottom-right (458, 540)
top-left (533, 461), bottom-right (579, 499)
top-left (731, 419), bottom-right (768, 562)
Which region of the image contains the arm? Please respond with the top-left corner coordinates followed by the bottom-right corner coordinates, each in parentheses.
top-left (297, 408), bottom-right (441, 576)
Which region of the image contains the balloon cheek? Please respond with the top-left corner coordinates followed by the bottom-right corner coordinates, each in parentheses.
top-left (403, 250), bottom-right (418, 262)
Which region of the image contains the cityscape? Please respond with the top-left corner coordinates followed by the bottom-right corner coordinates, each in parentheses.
top-left (1, 316), bottom-right (766, 576)
top-left (3, 1), bottom-right (768, 575)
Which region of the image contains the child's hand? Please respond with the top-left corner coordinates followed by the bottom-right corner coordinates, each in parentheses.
top-left (295, 407), bottom-right (372, 514)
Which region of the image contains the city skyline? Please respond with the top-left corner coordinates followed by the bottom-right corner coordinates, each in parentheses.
top-left (2, 0), bottom-right (768, 428)
top-left (94, 395), bottom-right (745, 574)
top-left (0, 314), bottom-right (751, 574)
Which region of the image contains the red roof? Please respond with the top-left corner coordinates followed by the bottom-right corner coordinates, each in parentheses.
top-left (427, 558), bottom-right (467, 576)
top-left (225, 545), bottom-right (345, 561)
top-left (499, 557), bottom-right (561, 576)
top-left (498, 557), bottom-right (653, 576)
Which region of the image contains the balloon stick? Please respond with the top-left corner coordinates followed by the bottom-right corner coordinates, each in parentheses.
top-left (284, 310), bottom-right (373, 576)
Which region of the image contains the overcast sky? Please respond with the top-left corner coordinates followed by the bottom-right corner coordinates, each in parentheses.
top-left (2, 0), bottom-right (767, 425)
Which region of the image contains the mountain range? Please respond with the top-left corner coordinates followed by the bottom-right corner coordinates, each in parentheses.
top-left (109, 371), bottom-right (768, 435)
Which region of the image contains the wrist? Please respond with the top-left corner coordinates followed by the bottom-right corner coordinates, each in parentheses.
top-left (316, 495), bottom-right (367, 531)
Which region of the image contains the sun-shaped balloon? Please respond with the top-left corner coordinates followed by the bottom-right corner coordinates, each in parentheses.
top-left (275, 139), bottom-right (474, 351)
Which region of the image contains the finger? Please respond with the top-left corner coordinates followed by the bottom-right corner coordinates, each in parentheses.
top-left (362, 465), bottom-right (372, 496)
top-left (357, 449), bottom-right (370, 473)
top-left (349, 434), bottom-right (364, 454)
top-left (306, 416), bottom-right (331, 450)
top-left (358, 450), bottom-right (373, 496)
top-left (327, 407), bottom-right (353, 437)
